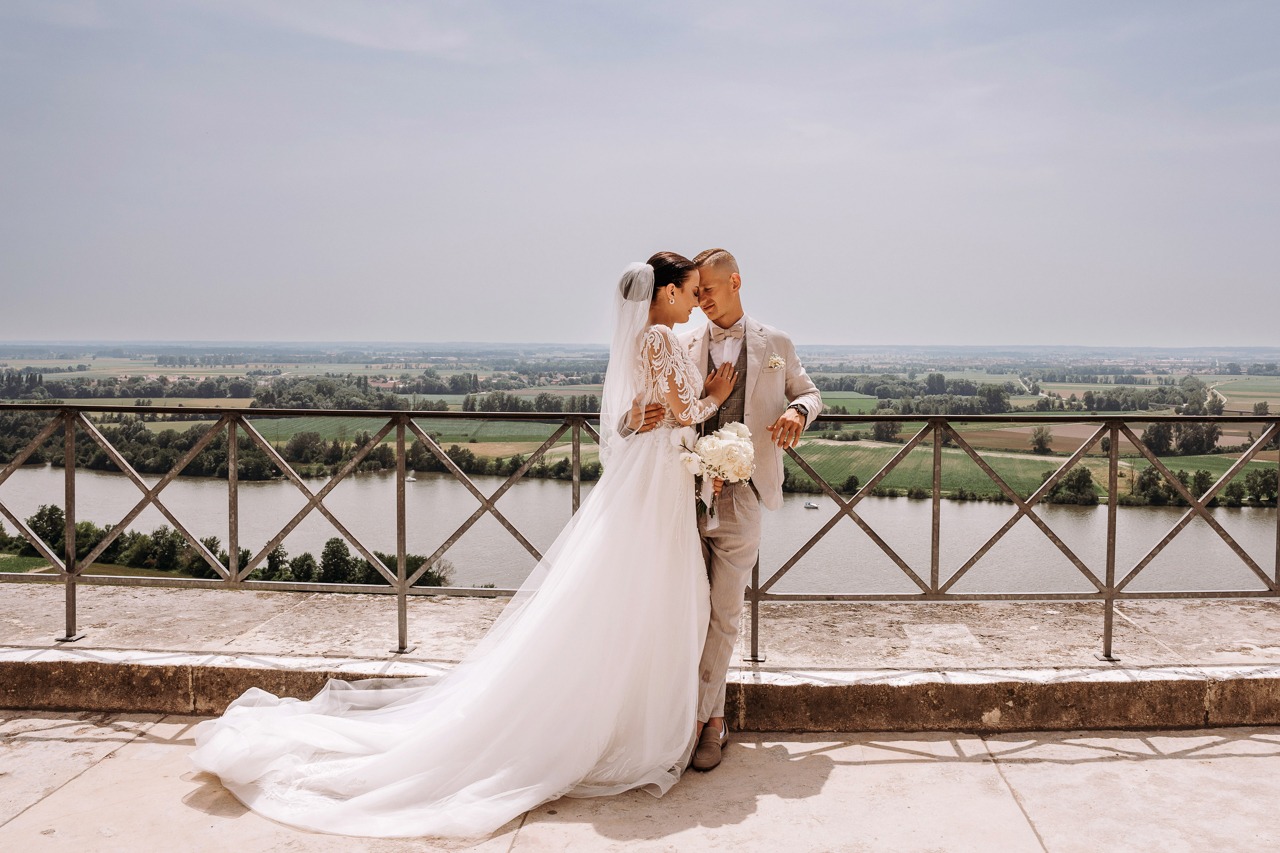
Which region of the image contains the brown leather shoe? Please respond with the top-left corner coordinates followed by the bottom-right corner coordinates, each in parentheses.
top-left (691, 721), bottom-right (728, 772)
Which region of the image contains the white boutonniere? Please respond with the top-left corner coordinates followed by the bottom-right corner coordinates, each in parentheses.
top-left (766, 353), bottom-right (786, 371)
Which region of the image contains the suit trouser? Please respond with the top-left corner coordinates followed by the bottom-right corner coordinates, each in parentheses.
top-left (696, 481), bottom-right (762, 723)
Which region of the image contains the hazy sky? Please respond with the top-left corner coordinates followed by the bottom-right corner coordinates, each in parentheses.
top-left (2, 1), bottom-right (1277, 346)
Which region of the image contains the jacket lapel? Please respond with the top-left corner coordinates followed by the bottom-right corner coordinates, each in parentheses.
top-left (687, 323), bottom-right (711, 372)
top-left (744, 314), bottom-right (767, 403)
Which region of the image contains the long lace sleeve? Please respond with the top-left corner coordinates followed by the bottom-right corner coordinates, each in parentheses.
top-left (643, 326), bottom-right (719, 426)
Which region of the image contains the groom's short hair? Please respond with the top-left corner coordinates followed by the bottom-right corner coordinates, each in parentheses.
top-left (693, 248), bottom-right (738, 274)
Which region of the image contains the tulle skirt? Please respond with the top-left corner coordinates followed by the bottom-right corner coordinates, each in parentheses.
top-left (190, 426), bottom-right (710, 838)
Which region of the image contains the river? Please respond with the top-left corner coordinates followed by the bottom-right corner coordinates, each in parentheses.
top-left (1, 465), bottom-right (1275, 594)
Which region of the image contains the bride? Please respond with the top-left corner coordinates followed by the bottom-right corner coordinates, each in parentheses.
top-left (190, 252), bottom-right (738, 838)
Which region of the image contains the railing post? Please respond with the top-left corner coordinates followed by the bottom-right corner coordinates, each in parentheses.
top-left (59, 412), bottom-right (83, 642)
top-left (743, 554), bottom-right (765, 663)
top-left (1098, 422), bottom-right (1120, 662)
top-left (228, 418), bottom-right (239, 584)
top-left (931, 420), bottom-right (942, 594)
top-left (393, 416), bottom-right (414, 653)
top-left (571, 417), bottom-right (581, 514)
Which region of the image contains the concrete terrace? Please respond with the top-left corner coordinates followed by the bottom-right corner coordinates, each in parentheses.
top-left (3, 584), bottom-right (1280, 850)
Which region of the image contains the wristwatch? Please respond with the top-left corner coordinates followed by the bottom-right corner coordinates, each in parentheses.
top-left (787, 402), bottom-right (809, 418)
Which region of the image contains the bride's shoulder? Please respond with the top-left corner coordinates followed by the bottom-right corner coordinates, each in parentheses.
top-left (642, 324), bottom-right (678, 345)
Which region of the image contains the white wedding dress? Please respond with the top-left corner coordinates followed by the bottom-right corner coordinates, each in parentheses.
top-left (190, 317), bottom-right (721, 838)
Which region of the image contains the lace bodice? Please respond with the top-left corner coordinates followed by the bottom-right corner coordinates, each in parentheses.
top-left (639, 325), bottom-right (720, 428)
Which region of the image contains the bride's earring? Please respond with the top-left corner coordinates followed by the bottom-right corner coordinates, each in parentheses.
top-left (668, 296), bottom-right (675, 304)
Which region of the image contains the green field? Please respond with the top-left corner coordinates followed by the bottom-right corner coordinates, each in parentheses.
top-left (0, 358), bottom-right (153, 380)
top-left (1144, 452), bottom-right (1278, 481)
top-left (244, 415), bottom-right (568, 448)
top-left (786, 442), bottom-right (1277, 499)
top-left (29, 562), bottom-right (195, 578)
top-left (814, 392), bottom-right (879, 414)
top-left (788, 443), bottom-right (1080, 497)
top-left (1208, 376), bottom-right (1280, 412)
top-left (141, 413), bottom-right (593, 451)
top-left (0, 554), bottom-right (53, 573)
top-left (0, 554), bottom-right (183, 576)
top-left (933, 370), bottom-right (1021, 382)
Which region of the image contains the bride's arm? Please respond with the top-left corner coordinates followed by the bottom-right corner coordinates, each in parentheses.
top-left (644, 327), bottom-right (726, 427)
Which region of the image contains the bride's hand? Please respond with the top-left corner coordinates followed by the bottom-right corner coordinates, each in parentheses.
top-left (712, 477), bottom-right (724, 497)
top-left (703, 363), bottom-right (737, 403)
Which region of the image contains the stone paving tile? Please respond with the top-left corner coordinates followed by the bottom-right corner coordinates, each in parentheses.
top-left (0, 713), bottom-right (514, 852)
top-left (6, 586), bottom-right (1280, 673)
top-left (9, 715), bottom-right (1280, 852)
top-left (987, 727), bottom-right (1280, 853)
top-left (0, 585), bottom-right (303, 650)
top-left (0, 711), bottom-right (161, 826)
top-left (513, 733), bottom-right (1042, 852)
top-left (222, 594), bottom-right (507, 661)
top-left (1117, 599), bottom-right (1280, 664)
top-left (749, 601), bottom-right (1178, 669)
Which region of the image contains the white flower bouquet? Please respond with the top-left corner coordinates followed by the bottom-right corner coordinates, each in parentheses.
top-left (675, 422), bottom-right (755, 529)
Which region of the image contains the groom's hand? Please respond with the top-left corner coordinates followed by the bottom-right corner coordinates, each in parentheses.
top-left (627, 398), bottom-right (665, 433)
top-left (766, 408), bottom-right (806, 449)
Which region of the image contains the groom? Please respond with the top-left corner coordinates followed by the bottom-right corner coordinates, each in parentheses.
top-left (633, 248), bottom-right (821, 771)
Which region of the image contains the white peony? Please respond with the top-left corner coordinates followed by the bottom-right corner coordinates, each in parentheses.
top-left (693, 422), bottom-right (755, 483)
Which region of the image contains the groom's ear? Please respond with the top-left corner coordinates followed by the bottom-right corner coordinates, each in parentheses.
top-left (729, 272), bottom-right (741, 292)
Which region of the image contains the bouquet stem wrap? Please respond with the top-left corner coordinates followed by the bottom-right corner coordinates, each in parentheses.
top-left (699, 476), bottom-right (719, 530)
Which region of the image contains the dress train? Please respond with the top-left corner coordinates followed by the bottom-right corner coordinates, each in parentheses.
top-left (190, 426), bottom-right (709, 838)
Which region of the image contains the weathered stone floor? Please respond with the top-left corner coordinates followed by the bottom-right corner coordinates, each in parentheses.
top-left (4, 584), bottom-right (1280, 848)
top-left (3, 583), bottom-right (1280, 670)
top-left (3, 710), bottom-right (1279, 851)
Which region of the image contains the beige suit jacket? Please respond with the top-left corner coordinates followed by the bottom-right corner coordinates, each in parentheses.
top-left (681, 315), bottom-right (822, 511)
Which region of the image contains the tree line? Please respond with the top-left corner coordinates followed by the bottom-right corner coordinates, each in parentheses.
top-left (0, 506), bottom-right (452, 586)
top-left (2, 370), bottom-right (257, 401)
top-left (462, 391), bottom-right (600, 414)
top-left (815, 372), bottom-right (1023, 402)
top-left (1121, 466), bottom-right (1277, 507)
top-left (1223, 363), bottom-right (1280, 376)
top-left (253, 375), bottom-right (407, 410)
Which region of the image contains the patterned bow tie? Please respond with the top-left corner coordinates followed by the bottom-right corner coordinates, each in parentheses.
top-left (710, 324), bottom-right (744, 343)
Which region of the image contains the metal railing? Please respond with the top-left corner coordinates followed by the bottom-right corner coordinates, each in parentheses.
top-left (1, 404), bottom-right (1277, 661)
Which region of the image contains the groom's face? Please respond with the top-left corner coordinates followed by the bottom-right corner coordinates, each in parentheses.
top-left (697, 265), bottom-right (743, 326)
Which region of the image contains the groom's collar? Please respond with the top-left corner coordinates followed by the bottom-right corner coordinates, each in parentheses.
top-left (697, 313), bottom-right (756, 337)
top-left (690, 314), bottom-right (759, 349)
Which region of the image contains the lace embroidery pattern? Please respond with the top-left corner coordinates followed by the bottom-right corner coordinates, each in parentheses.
top-left (641, 325), bottom-right (719, 427)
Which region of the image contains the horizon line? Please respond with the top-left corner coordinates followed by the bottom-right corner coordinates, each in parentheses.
top-left (3, 339), bottom-right (1280, 355)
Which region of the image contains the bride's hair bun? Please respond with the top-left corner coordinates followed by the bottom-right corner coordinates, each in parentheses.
top-left (619, 252), bottom-right (696, 303)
